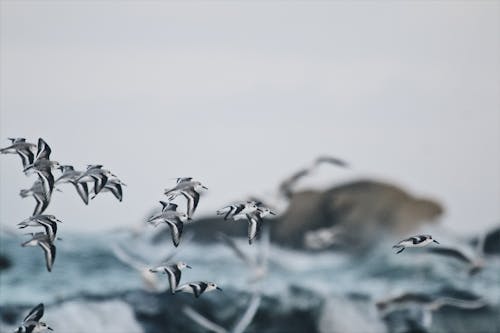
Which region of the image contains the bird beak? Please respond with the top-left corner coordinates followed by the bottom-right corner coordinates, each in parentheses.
top-left (216, 286), bottom-right (223, 291)
top-left (48, 327), bottom-right (53, 331)
top-left (202, 186), bottom-right (208, 190)
top-left (186, 265), bottom-right (192, 269)
top-left (270, 211), bottom-right (277, 215)
top-left (433, 240), bottom-right (440, 244)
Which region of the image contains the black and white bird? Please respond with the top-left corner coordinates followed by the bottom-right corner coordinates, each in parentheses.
top-left (148, 201), bottom-right (190, 247)
top-left (216, 201), bottom-right (259, 221)
top-left (175, 281), bottom-right (222, 298)
top-left (23, 139), bottom-right (60, 198)
top-left (392, 234), bottom-right (439, 254)
top-left (0, 137), bottom-right (37, 169)
top-left (236, 207), bottom-right (275, 245)
top-left (20, 180), bottom-right (52, 216)
top-left (55, 165), bottom-right (90, 205)
top-left (14, 303), bottom-right (53, 333)
top-left (164, 179), bottom-right (208, 218)
top-left (22, 232), bottom-right (57, 272)
top-left (76, 165), bottom-right (118, 195)
top-left (91, 177), bottom-right (126, 202)
top-left (149, 261), bottom-right (192, 294)
top-left (18, 215), bottom-right (62, 242)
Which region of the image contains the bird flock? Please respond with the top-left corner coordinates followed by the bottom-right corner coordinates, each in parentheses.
top-left (1, 137), bottom-right (123, 277)
top-left (1, 139), bottom-right (494, 332)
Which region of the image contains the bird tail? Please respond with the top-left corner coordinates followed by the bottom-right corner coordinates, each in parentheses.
top-left (19, 189), bottom-right (31, 198)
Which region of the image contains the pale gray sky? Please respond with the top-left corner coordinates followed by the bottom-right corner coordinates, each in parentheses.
top-left (1, 1), bottom-right (499, 233)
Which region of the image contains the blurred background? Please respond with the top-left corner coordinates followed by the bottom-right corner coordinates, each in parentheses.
top-left (1, 2), bottom-right (499, 333)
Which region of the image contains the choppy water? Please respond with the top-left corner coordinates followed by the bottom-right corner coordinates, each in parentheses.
top-left (1, 229), bottom-right (500, 304)
top-left (1, 228), bottom-right (500, 332)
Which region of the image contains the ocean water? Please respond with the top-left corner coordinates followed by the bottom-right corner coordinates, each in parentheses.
top-left (1, 229), bottom-right (500, 332)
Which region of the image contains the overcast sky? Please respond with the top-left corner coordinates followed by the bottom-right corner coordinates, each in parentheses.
top-left (1, 1), bottom-right (499, 234)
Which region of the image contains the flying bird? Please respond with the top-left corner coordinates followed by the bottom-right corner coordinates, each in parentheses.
top-left (23, 138), bottom-right (60, 198)
top-left (175, 281), bottom-right (222, 298)
top-left (20, 180), bottom-right (52, 216)
top-left (18, 215), bottom-right (62, 242)
top-left (164, 179), bottom-right (207, 218)
top-left (0, 137), bottom-right (37, 169)
top-left (147, 202), bottom-right (190, 247)
top-left (392, 235), bottom-right (439, 254)
top-left (149, 261), bottom-right (192, 294)
top-left (55, 165), bottom-right (90, 205)
top-left (14, 303), bottom-right (53, 333)
top-left (217, 201), bottom-right (259, 221)
top-left (91, 177), bottom-right (126, 202)
top-left (76, 165), bottom-right (118, 195)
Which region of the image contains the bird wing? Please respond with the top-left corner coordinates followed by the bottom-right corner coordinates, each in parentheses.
top-left (37, 219), bottom-right (57, 242)
top-left (160, 201), bottom-right (178, 212)
top-left (194, 282), bottom-right (207, 298)
top-left (33, 193), bottom-right (50, 216)
top-left (35, 138), bottom-right (51, 160)
top-left (165, 266), bottom-right (182, 294)
top-left (92, 174), bottom-right (108, 195)
top-left (73, 181), bottom-right (89, 205)
top-left (182, 190), bottom-right (200, 218)
top-left (39, 240), bottom-right (56, 272)
top-left (107, 182), bottom-right (123, 201)
top-left (166, 218), bottom-right (183, 247)
top-left (314, 156), bottom-right (349, 168)
top-left (36, 168), bottom-right (55, 197)
top-left (17, 149), bottom-right (35, 168)
top-left (247, 214), bottom-right (262, 245)
top-left (23, 303), bottom-right (44, 323)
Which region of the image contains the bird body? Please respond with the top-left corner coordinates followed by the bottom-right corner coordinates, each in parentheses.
top-left (393, 235), bottom-right (439, 253)
top-left (15, 303), bottom-right (53, 333)
top-left (176, 281), bottom-right (222, 298)
top-left (0, 138), bottom-right (37, 168)
top-left (149, 261), bottom-right (192, 294)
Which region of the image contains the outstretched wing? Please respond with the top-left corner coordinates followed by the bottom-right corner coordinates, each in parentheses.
top-left (35, 138), bottom-right (51, 160)
top-left (166, 218), bottom-right (184, 247)
top-left (247, 214), bottom-right (262, 245)
top-left (73, 181), bottom-right (89, 205)
top-left (182, 190), bottom-right (200, 218)
top-left (23, 303), bottom-right (44, 323)
top-left (39, 240), bottom-right (56, 272)
top-left (107, 182), bottom-right (123, 201)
